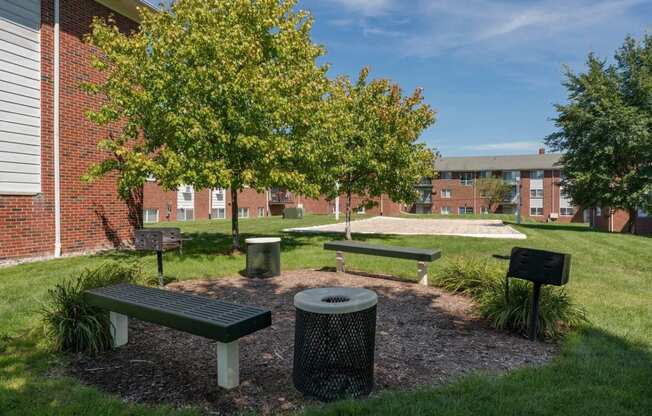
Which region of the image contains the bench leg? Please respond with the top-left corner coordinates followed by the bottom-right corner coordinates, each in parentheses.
top-left (336, 251), bottom-right (345, 273)
top-left (417, 261), bottom-right (428, 286)
top-left (217, 341), bottom-right (239, 389)
top-left (109, 312), bottom-right (128, 347)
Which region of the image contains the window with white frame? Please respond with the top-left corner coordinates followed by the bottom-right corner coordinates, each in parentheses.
top-left (441, 189), bottom-right (452, 198)
top-left (560, 207), bottom-right (575, 216)
top-left (530, 189), bottom-right (544, 198)
top-left (502, 170), bottom-right (520, 183)
top-left (356, 206), bottom-right (365, 214)
top-left (211, 208), bottom-right (226, 219)
top-left (530, 170), bottom-right (544, 180)
top-left (176, 208), bottom-right (194, 221)
top-left (596, 207), bottom-right (602, 216)
top-left (440, 171), bottom-right (452, 180)
top-left (481, 206), bottom-right (489, 214)
top-left (257, 207), bottom-right (266, 217)
top-left (460, 172), bottom-right (474, 186)
top-left (530, 207), bottom-right (544, 216)
top-left (143, 209), bottom-right (159, 223)
top-left (459, 206), bottom-right (473, 214)
top-left (480, 170), bottom-right (492, 178)
top-left (440, 206), bottom-right (451, 215)
top-left (238, 208), bottom-right (249, 218)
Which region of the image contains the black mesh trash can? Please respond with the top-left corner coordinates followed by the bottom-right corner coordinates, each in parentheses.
top-left (293, 287), bottom-right (378, 401)
top-left (245, 238), bottom-right (281, 278)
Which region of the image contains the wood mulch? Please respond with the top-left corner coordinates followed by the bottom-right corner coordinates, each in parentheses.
top-left (68, 270), bottom-right (558, 415)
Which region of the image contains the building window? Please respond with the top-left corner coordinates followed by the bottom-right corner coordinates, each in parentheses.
top-left (530, 207), bottom-right (544, 216)
top-left (596, 207), bottom-right (602, 216)
top-left (214, 189), bottom-right (224, 201)
top-left (530, 189), bottom-right (544, 198)
top-left (440, 206), bottom-right (451, 215)
top-left (238, 208), bottom-right (249, 218)
top-left (502, 170), bottom-right (520, 183)
top-left (176, 208), bottom-right (194, 221)
top-left (459, 207), bottom-right (473, 215)
top-left (211, 208), bottom-right (226, 219)
top-left (530, 170), bottom-right (544, 180)
top-left (181, 186), bottom-right (193, 201)
top-left (441, 189), bottom-right (452, 199)
top-left (479, 170), bottom-right (492, 178)
top-left (460, 172), bottom-right (474, 186)
top-left (481, 206), bottom-right (489, 214)
top-left (418, 189), bottom-right (432, 203)
top-left (257, 207), bottom-right (266, 217)
top-left (143, 209), bottom-right (159, 223)
top-left (356, 206), bottom-right (365, 214)
top-left (440, 171), bottom-right (452, 180)
top-left (560, 207), bottom-right (575, 216)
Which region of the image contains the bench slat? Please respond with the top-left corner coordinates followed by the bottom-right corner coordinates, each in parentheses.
top-left (324, 241), bottom-right (440, 262)
top-left (84, 284), bottom-right (271, 343)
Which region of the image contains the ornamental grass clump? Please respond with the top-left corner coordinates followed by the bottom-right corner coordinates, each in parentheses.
top-left (41, 262), bottom-right (142, 355)
top-left (433, 255), bottom-right (587, 339)
top-left (479, 278), bottom-right (588, 339)
top-left (432, 256), bottom-right (504, 297)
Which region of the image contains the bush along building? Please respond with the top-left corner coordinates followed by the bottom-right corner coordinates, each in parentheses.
top-left (142, 181), bottom-right (404, 223)
top-left (414, 149), bottom-right (584, 223)
top-left (0, 0), bottom-right (150, 262)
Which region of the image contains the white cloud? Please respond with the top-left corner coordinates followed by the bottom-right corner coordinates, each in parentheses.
top-left (330, 0), bottom-right (394, 16)
top-left (461, 141), bottom-right (544, 152)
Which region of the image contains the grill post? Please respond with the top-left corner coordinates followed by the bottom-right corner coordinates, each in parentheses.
top-left (528, 282), bottom-right (542, 341)
top-left (417, 261), bottom-right (428, 286)
top-left (336, 251), bottom-right (345, 273)
top-left (156, 250), bottom-right (164, 286)
top-left (217, 340), bottom-right (240, 389)
top-left (109, 311), bottom-right (128, 347)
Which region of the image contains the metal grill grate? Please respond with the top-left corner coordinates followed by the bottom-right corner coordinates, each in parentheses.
top-left (293, 305), bottom-right (377, 401)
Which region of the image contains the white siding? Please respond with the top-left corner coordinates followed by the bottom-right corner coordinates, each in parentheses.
top-left (0, 0), bottom-right (41, 194)
top-left (211, 188), bottom-right (225, 209)
top-left (177, 185), bottom-right (194, 209)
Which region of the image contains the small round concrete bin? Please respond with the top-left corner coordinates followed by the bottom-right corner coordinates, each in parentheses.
top-left (293, 287), bottom-right (378, 401)
top-left (245, 237), bottom-right (281, 278)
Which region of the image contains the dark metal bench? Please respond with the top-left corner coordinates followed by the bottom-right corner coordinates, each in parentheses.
top-left (324, 241), bottom-right (441, 286)
top-left (84, 283), bottom-right (272, 389)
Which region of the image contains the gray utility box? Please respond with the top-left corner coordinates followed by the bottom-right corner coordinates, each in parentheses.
top-left (283, 207), bottom-right (304, 219)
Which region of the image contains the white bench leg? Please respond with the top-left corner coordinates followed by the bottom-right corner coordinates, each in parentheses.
top-left (417, 261), bottom-right (428, 286)
top-left (109, 312), bottom-right (128, 347)
top-left (217, 341), bottom-right (239, 389)
top-left (336, 251), bottom-right (345, 273)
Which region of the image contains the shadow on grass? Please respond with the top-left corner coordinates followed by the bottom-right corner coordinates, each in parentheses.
top-left (302, 328), bottom-right (652, 416)
top-left (506, 221), bottom-right (595, 233)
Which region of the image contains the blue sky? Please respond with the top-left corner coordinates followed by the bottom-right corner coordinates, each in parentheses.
top-left (147, 0), bottom-right (652, 156)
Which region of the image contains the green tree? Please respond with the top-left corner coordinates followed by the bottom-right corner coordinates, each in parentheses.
top-left (476, 177), bottom-right (511, 212)
top-left (546, 35), bottom-right (652, 233)
top-left (314, 68), bottom-right (436, 239)
top-left (83, 0), bottom-right (328, 251)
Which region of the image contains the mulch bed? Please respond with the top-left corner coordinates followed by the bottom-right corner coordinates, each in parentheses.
top-left (68, 270), bottom-right (558, 415)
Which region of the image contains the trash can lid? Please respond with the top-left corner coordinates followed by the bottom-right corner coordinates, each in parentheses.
top-left (245, 237), bottom-right (281, 244)
top-left (294, 287), bottom-right (378, 314)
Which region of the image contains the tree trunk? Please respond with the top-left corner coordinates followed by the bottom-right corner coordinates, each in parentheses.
top-left (345, 191), bottom-right (352, 240)
top-left (230, 187), bottom-right (241, 252)
top-left (627, 207), bottom-right (638, 235)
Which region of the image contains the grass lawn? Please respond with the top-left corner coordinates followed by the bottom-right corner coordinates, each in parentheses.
top-left (1, 215), bottom-right (651, 415)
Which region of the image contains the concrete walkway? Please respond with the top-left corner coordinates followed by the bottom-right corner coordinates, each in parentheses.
top-left (285, 216), bottom-right (526, 239)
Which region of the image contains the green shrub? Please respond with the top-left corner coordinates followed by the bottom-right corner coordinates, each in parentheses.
top-left (432, 256), bottom-right (505, 296)
top-left (41, 262), bottom-right (142, 355)
top-left (479, 278), bottom-right (588, 339)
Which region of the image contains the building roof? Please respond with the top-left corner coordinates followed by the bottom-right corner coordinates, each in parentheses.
top-left (96, 0), bottom-right (157, 22)
top-left (435, 153), bottom-right (563, 172)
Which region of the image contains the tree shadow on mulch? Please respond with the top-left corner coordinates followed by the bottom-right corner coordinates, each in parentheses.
top-left (68, 270), bottom-right (558, 415)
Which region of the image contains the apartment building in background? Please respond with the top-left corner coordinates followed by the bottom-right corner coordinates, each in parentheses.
top-left (142, 181), bottom-right (403, 223)
top-left (413, 150), bottom-right (584, 223)
top-left (0, 0), bottom-right (149, 262)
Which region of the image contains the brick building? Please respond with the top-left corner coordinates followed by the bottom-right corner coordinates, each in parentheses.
top-left (0, 0), bottom-right (149, 261)
top-left (414, 150), bottom-right (584, 223)
top-left (586, 207), bottom-right (652, 234)
top-left (142, 181), bottom-right (404, 223)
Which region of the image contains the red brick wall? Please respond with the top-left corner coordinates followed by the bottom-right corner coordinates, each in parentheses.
top-left (592, 208), bottom-right (652, 234)
top-left (143, 182), bottom-right (176, 222)
top-left (0, 0), bottom-right (140, 261)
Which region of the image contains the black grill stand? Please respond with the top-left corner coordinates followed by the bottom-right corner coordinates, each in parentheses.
top-left (293, 288), bottom-right (378, 401)
top-left (156, 250), bottom-right (164, 286)
top-left (528, 282), bottom-right (542, 341)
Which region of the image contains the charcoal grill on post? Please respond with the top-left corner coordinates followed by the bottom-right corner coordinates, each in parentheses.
top-left (134, 228), bottom-right (183, 286)
top-left (507, 247), bottom-right (571, 341)
top-left (293, 287), bottom-right (377, 401)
